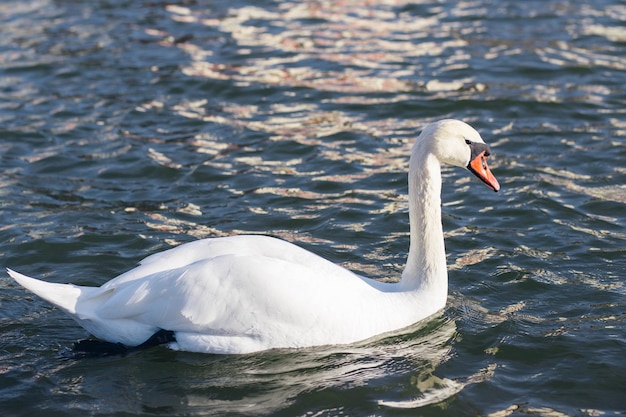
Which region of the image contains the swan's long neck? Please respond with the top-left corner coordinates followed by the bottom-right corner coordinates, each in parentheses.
top-left (400, 141), bottom-right (448, 298)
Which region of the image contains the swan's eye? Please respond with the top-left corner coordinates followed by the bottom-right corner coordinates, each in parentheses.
top-left (465, 139), bottom-right (472, 145)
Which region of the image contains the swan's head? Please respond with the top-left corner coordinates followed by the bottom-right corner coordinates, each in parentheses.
top-left (419, 119), bottom-right (500, 192)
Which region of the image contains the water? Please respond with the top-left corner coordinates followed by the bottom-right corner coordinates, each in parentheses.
top-left (1, 0), bottom-right (625, 415)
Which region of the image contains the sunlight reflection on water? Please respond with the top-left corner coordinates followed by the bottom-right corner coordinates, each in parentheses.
top-left (2, 0), bottom-right (626, 415)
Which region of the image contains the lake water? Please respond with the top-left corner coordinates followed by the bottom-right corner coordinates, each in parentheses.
top-left (1, 0), bottom-right (625, 416)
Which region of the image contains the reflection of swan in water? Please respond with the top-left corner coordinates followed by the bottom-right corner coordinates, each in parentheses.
top-left (8, 119), bottom-right (499, 354)
top-left (53, 314), bottom-right (474, 415)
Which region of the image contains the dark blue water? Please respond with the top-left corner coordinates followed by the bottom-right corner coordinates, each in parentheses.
top-left (1, 0), bottom-right (625, 416)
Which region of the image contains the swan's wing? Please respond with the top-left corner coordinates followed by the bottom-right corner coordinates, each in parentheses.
top-left (83, 253), bottom-right (379, 350)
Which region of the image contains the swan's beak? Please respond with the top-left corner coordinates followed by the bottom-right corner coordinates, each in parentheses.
top-left (468, 152), bottom-right (500, 192)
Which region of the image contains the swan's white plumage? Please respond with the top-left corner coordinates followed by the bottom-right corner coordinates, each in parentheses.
top-left (8, 119), bottom-right (499, 354)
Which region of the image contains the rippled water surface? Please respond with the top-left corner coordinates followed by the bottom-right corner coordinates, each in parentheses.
top-left (1, 0), bottom-right (625, 416)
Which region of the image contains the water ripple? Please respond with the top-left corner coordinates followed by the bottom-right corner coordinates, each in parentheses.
top-left (1, 0), bottom-right (626, 416)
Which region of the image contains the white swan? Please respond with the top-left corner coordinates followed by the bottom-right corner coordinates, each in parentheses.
top-left (8, 119), bottom-right (500, 354)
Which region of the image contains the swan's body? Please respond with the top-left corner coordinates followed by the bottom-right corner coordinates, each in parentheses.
top-left (8, 119), bottom-right (500, 354)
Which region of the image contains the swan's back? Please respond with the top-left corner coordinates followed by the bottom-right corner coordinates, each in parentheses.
top-left (106, 235), bottom-right (349, 288)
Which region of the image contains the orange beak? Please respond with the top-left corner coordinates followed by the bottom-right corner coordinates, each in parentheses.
top-left (468, 151), bottom-right (500, 192)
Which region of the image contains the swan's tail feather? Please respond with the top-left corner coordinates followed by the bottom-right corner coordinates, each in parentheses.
top-left (7, 268), bottom-right (85, 315)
